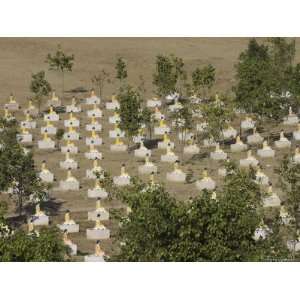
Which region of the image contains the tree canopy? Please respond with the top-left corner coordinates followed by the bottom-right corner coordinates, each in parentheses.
top-left (234, 38), bottom-right (300, 119)
top-left (111, 164), bottom-right (289, 262)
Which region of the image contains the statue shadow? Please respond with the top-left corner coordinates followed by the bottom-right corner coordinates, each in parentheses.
top-left (24, 196), bottom-right (64, 218)
top-left (128, 138), bottom-right (162, 152)
top-left (144, 138), bottom-right (162, 149)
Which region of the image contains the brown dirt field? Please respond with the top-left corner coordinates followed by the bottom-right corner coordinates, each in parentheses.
top-left (1, 38), bottom-right (300, 261)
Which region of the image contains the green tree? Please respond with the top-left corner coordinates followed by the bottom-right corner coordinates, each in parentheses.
top-left (268, 37), bottom-right (295, 94)
top-left (192, 64), bottom-right (215, 98)
top-left (0, 226), bottom-right (68, 262)
top-left (277, 156), bottom-right (300, 255)
top-left (234, 38), bottom-right (272, 115)
top-left (137, 75), bottom-right (147, 99)
top-left (111, 166), bottom-right (289, 261)
top-left (46, 44), bottom-right (75, 101)
top-left (152, 54), bottom-right (185, 97)
top-left (141, 107), bottom-right (154, 139)
top-left (201, 95), bottom-right (235, 143)
top-left (55, 128), bottom-right (65, 151)
top-left (91, 69), bottom-right (110, 99)
top-left (0, 118), bottom-right (45, 215)
top-left (30, 71), bottom-right (52, 114)
top-left (117, 85), bottom-right (143, 144)
top-left (111, 181), bottom-right (185, 262)
top-left (170, 104), bottom-right (194, 158)
top-left (115, 57), bottom-right (127, 85)
top-left (234, 38), bottom-right (300, 119)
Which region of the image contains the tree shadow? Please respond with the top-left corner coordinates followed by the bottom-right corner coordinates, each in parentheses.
top-left (65, 87), bottom-right (88, 93)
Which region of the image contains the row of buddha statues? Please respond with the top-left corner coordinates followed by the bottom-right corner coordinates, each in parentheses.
top-left (3, 89), bottom-right (300, 258)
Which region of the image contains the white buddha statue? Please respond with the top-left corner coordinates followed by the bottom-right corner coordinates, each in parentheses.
top-left (86, 158), bottom-right (103, 179)
top-left (183, 136), bottom-right (200, 155)
top-left (275, 130), bottom-right (291, 149)
top-left (210, 143), bottom-right (227, 160)
top-left (241, 116), bottom-right (255, 130)
top-left (166, 160), bottom-right (186, 182)
top-left (263, 184), bottom-right (281, 207)
top-left (255, 165), bottom-right (269, 185)
top-left (293, 146), bottom-right (300, 163)
top-left (293, 123), bottom-right (300, 140)
top-left (106, 94), bottom-right (120, 110)
top-left (196, 168), bottom-right (216, 191)
top-left (280, 205), bottom-right (293, 225)
top-left (88, 178), bottom-right (108, 199)
top-left (59, 169), bottom-right (79, 191)
top-left (60, 151), bottom-right (78, 170)
top-left (39, 161), bottom-right (54, 183)
top-left (222, 125), bottom-right (237, 139)
top-left (240, 149), bottom-right (259, 168)
top-left (257, 140), bottom-right (275, 158)
top-left (154, 116), bottom-right (170, 135)
top-left (284, 106), bottom-right (299, 125)
top-left (230, 135), bottom-right (248, 152)
top-left (161, 143), bottom-right (178, 163)
top-left (110, 134), bottom-right (127, 152)
top-left (138, 153), bottom-right (157, 174)
top-left (247, 127), bottom-right (264, 145)
top-left (113, 164), bottom-right (131, 186)
top-left (253, 219), bottom-right (269, 241)
top-left (34, 203), bottom-right (45, 217)
top-left (63, 210), bottom-right (75, 225)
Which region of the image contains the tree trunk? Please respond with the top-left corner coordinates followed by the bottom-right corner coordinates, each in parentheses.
top-left (61, 71), bottom-right (65, 104)
top-left (38, 98), bottom-right (41, 115)
top-left (99, 85), bottom-right (102, 100)
top-left (18, 193), bottom-right (23, 216)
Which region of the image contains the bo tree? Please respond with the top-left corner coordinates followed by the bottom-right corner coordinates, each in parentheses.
top-left (110, 164), bottom-right (288, 261)
top-left (46, 44), bottom-right (75, 101)
top-left (0, 118), bottom-right (46, 216)
top-left (111, 180), bottom-right (185, 262)
top-left (277, 155), bottom-right (300, 256)
top-left (152, 54), bottom-right (185, 97)
top-left (201, 95), bottom-right (235, 144)
top-left (91, 69), bottom-right (110, 99)
top-left (192, 64), bottom-right (216, 99)
top-left (117, 85), bottom-right (143, 145)
top-left (170, 104), bottom-right (194, 158)
top-left (115, 57), bottom-right (127, 86)
top-left (234, 38), bottom-right (300, 120)
top-left (30, 70), bottom-right (52, 114)
top-left (0, 218), bottom-right (68, 262)
top-left (141, 107), bottom-right (155, 140)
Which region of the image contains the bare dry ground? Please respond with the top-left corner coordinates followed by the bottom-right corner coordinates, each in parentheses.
top-left (1, 38), bottom-right (300, 260)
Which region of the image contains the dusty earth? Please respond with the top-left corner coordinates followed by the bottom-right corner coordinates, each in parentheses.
top-left (0, 38), bottom-right (300, 260)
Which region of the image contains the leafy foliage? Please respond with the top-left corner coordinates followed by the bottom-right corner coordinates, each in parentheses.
top-left (277, 156), bottom-right (300, 241)
top-left (152, 54), bottom-right (185, 97)
top-left (0, 226), bottom-right (68, 262)
top-left (91, 69), bottom-right (110, 99)
top-left (0, 118), bottom-right (45, 215)
top-left (111, 166), bottom-right (289, 261)
top-left (115, 57), bottom-right (128, 84)
top-left (30, 71), bottom-right (52, 113)
top-left (192, 64), bottom-right (215, 98)
top-left (201, 96), bottom-right (235, 142)
top-left (141, 107), bottom-right (155, 139)
top-left (46, 44), bottom-right (75, 98)
top-left (55, 128), bottom-right (65, 150)
top-left (234, 38), bottom-right (300, 119)
top-left (117, 85), bottom-right (143, 142)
